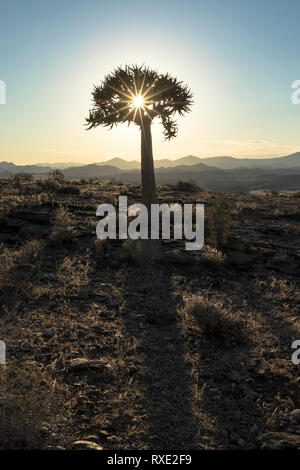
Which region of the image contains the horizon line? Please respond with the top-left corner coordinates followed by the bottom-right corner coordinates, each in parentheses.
top-left (2, 150), bottom-right (300, 166)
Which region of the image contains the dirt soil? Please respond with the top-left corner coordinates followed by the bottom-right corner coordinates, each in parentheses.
top-left (0, 177), bottom-right (299, 450)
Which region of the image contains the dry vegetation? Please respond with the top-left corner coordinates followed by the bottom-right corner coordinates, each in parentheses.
top-left (0, 175), bottom-right (299, 449)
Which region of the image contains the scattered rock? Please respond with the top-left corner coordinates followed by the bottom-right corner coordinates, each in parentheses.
top-left (226, 251), bottom-right (257, 267)
top-left (71, 440), bottom-right (103, 450)
top-left (7, 209), bottom-right (51, 224)
top-left (291, 409), bottom-right (300, 424)
top-left (65, 357), bottom-right (110, 372)
top-left (83, 435), bottom-right (101, 443)
top-left (0, 396), bottom-right (18, 408)
top-left (43, 327), bottom-right (56, 339)
top-left (106, 435), bottom-right (120, 443)
top-left (226, 371), bottom-right (242, 384)
top-left (237, 438), bottom-right (246, 447)
top-left (257, 432), bottom-right (300, 450)
top-left (45, 446), bottom-right (66, 450)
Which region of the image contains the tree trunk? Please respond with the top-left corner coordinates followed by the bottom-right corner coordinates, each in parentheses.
top-left (141, 119), bottom-right (157, 208)
top-left (140, 119), bottom-right (159, 260)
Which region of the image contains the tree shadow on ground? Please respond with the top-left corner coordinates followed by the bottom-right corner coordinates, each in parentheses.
top-left (119, 261), bottom-right (198, 449)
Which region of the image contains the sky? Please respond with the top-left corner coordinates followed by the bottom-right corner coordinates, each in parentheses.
top-left (0, 0), bottom-right (300, 164)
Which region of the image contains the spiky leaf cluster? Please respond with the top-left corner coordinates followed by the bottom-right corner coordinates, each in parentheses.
top-left (86, 64), bottom-right (193, 139)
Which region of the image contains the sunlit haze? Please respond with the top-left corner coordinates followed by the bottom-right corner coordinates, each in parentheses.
top-left (1, 0), bottom-right (300, 164)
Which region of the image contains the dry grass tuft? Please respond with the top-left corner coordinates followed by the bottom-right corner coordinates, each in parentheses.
top-left (0, 361), bottom-right (67, 449)
top-left (172, 180), bottom-right (202, 193)
top-left (40, 170), bottom-right (65, 191)
top-left (58, 254), bottom-right (90, 287)
top-left (181, 293), bottom-right (249, 344)
top-left (198, 245), bottom-right (226, 269)
top-left (205, 195), bottom-right (232, 248)
top-left (50, 206), bottom-right (77, 245)
top-left (16, 239), bottom-right (45, 264)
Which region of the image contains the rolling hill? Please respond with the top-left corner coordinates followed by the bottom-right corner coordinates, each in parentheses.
top-left (97, 152), bottom-right (300, 170)
top-left (1, 152), bottom-right (300, 192)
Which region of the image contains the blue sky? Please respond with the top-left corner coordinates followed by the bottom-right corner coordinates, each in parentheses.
top-left (0, 0), bottom-right (300, 163)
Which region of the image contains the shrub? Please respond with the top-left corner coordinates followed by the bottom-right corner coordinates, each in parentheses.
top-left (11, 173), bottom-right (33, 187)
top-left (40, 170), bottom-right (65, 191)
top-left (172, 180), bottom-right (202, 193)
top-left (198, 245), bottom-right (226, 269)
top-left (182, 293), bottom-right (248, 343)
top-left (50, 206), bottom-right (77, 245)
top-left (0, 361), bottom-right (66, 449)
top-left (18, 192), bottom-right (52, 208)
top-left (49, 169), bottom-right (65, 182)
top-left (0, 246), bottom-right (19, 307)
top-left (205, 195), bottom-right (232, 248)
top-left (16, 239), bottom-right (45, 265)
top-left (58, 254), bottom-right (90, 286)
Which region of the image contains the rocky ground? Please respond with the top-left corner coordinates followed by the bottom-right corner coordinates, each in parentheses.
top-left (0, 174), bottom-right (299, 450)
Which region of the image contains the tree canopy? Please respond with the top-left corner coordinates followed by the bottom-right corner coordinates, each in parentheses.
top-left (86, 64), bottom-right (193, 140)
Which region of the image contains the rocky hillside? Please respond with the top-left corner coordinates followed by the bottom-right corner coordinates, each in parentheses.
top-left (0, 174), bottom-right (299, 450)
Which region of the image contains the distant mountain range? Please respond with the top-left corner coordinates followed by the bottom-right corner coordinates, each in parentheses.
top-left (1, 152), bottom-right (300, 192)
top-left (97, 152), bottom-right (300, 170)
top-left (0, 161), bottom-right (53, 177)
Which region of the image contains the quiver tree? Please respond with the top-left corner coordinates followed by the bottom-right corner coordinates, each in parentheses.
top-left (86, 64), bottom-right (193, 210)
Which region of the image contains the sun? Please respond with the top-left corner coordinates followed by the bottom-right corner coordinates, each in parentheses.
top-left (132, 93), bottom-right (144, 108)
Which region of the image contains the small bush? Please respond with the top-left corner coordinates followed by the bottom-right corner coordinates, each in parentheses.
top-left (40, 170), bottom-right (65, 191)
top-left (0, 361), bottom-right (66, 449)
top-left (172, 180), bottom-right (202, 193)
top-left (49, 169), bottom-right (65, 182)
top-left (158, 184), bottom-right (172, 192)
top-left (198, 245), bottom-right (226, 269)
top-left (58, 254), bottom-right (90, 286)
top-left (11, 173), bottom-right (33, 187)
top-left (16, 239), bottom-right (45, 265)
top-left (18, 192), bottom-right (52, 208)
top-left (182, 294), bottom-right (247, 343)
top-left (50, 206), bottom-right (77, 245)
top-left (205, 195), bottom-right (232, 248)
top-left (0, 246), bottom-right (19, 307)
